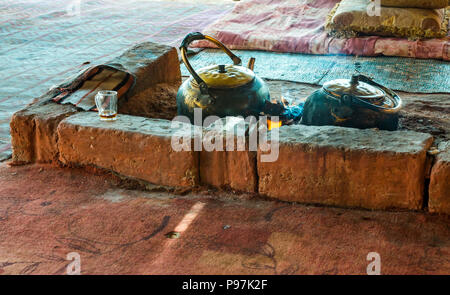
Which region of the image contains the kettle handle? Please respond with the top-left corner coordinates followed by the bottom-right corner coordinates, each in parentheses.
top-left (180, 32), bottom-right (242, 94)
top-left (345, 75), bottom-right (402, 113)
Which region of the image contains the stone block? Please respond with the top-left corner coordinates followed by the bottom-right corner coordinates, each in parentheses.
top-left (429, 141), bottom-right (450, 214)
top-left (199, 117), bottom-right (257, 192)
top-left (110, 42), bottom-right (181, 97)
top-left (57, 112), bottom-right (198, 187)
top-left (258, 125), bottom-right (434, 210)
top-left (10, 102), bottom-right (78, 163)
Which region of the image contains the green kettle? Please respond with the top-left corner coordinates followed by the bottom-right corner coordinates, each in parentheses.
top-left (176, 32), bottom-right (271, 124)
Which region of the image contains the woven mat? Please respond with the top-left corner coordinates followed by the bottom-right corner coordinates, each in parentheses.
top-left (181, 49), bottom-right (450, 93)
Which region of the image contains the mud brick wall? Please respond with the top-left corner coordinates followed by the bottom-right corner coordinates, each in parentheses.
top-left (258, 125), bottom-right (434, 210)
top-left (10, 42), bottom-right (180, 164)
top-left (8, 40), bottom-right (449, 213)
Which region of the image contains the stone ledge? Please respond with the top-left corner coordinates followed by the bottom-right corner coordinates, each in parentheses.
top-left (111, 42), bottom-right (181, 98)
top-left (10, 42), bottom-right (180, 164)
top-left (10, 102), bottom-right (78, 163)
top-left (57, 112), bottom-right (198, 188)
top-left (258, 125), bottom-right (434, 210)
top-left (199, 118), bottom-right (257, 193)
top-left (113, 43), bottom-right (180, 120)
top-left (429, 141), bottom-right (450, 214)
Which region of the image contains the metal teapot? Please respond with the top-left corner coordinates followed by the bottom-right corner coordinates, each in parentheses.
top-left (301, 74), bottom-right (403, 131)
top-left (177, 32), bottom-right (270, 124)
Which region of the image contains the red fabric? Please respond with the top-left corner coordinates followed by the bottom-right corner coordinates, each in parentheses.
top-left (193, 0), bottom-right (450, 60)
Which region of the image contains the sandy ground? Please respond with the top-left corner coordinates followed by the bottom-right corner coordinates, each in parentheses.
top-left (0, 162), bottom-right (448, 275)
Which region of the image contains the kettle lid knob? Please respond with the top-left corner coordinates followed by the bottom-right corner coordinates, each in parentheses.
top-left (218, 65), bottom-right (226, 73)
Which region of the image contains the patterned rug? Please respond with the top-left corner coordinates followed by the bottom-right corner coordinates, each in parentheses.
top-left (181, 49), bottom-right (450, 93)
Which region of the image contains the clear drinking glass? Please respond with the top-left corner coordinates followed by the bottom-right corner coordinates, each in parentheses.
top-left (95, 90), bottom-right (118, 121)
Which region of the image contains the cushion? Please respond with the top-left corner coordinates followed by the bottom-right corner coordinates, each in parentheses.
top-left (325, 0), bottom-right (449, 40)
top-left (381, 0), bottom-right (449, 9)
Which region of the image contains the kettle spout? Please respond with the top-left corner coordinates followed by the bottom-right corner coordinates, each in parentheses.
top-left (247, 57), bottom-right (255, 71)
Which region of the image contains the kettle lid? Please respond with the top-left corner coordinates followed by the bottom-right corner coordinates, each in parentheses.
top-left (323, 76), bottom-right (386, 100)
top-left (194, 64), bottom-right (255, 88)
top-left (323, 75), bottom-right (401, 109)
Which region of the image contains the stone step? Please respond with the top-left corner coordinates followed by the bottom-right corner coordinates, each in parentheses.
top-left (429, 141), bottom-right (450, 214)
top-left (57, 112), bottom-right (198, 188)
top-left (199, 117), bottom-right (257, 192)
top-left (10, 42), bottom-right (180, 164)
top-left (57, 112), bottom-right (436, 210)
top-left (258, 125), bottom-right (434, 210)
top-left (10, 102), bottom-right (78, 163)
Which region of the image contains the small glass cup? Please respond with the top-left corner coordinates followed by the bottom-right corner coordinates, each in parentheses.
top-left (95, 90), bottom-right (117, 121)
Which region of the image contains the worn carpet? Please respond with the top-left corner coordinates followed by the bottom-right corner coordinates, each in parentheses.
top-left (0, 163), bottom-right (449, 275)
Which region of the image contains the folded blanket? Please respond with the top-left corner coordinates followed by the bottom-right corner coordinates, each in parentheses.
top-left (381, 0), bottom-right (449, 9)
top-left (193, 0), bottom-right (450, 60)
top-left (50, 64), bottom-right (135, 111)
top-left (326, 0), bottom-right (449, 39)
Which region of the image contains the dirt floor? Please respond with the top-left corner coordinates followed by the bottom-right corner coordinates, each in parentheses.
top-left (0, 162), bottom-right (448, 275)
